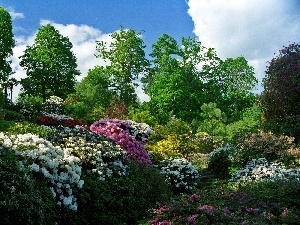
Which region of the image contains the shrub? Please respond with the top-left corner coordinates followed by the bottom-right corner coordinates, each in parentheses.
top-left (7, 121), bottom-right (56, 137)
top-left (90, 119), bottom-right (152, 166)
top-left (41, 95), bottom-right (65, 115)
top-left (149, 179), bottom-right (300, 224)
top-left (46, 125), bottom-right (128, 180)
top-left (156, 157), bottom-right (200, 195)
top-left (231, 130), bottom-right (297, 167)
top-left (147, 119), bottom-right (203, 160)
top-left (148, 135), bottom-right (183, 162)
top-left (38, 114), bottom-right (83, 127)
top-left (71, 161), bottom-right (170, 225)
top-left (128, 109), bottom-right (158, 127)
top-left (64, 101), bottom-right (90, 121)
top-left (3, 109), bottom-right (24, 121)
top-left (104, 98), bottom-right (128, 119)
top-left (229, 158), bottom-right (300, 183)
top-left (0, 147), bottom-right (57, 225)
top-left (207, 144), bottom-right (233, 179)
top-left (16, 95), bottom-right (43, 121)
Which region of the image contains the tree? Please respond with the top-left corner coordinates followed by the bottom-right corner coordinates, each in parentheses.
top-left (259, 43), bottom-right (300, 141)
top-left (260, 43), bottom-right (300, 119)
top-left (19, 24), bottom-right (80, 101)
top-left (0, 7), bottom-right (15, 99)
top-left (142, 34), bottom-right (220, 123)
top-left (75, 66), bottom-right (114, 109)
top-left (209, 56), bottom-right (258, 122)
top-left (95, 26), bottom-right (149, 107)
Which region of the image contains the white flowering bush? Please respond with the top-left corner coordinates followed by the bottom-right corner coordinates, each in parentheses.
top-left (0, 132), bottom-right (83, 211)
top-left (157, 157), bottom-right (200, 194)
top-left (46, 125), bottom-right (128, 179)
top-left (126, 119), bottom-right (153, 143)
top-left (41, 95), bottom-right (65, 115)
top-left (229, 158), bottom-right (300, 183)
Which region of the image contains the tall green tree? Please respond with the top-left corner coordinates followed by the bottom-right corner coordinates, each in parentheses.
top-left (75, 66), bottom-right (114, 109)
top-left (95, 26), bottom-right (149, 107)
top-left (0, 7), bottom-right (15, 98)
top-left (142, 34), bottom-right (220, 123)
top-left (209, 56), bottom-right (258, 122)
top-left (19, 24), bottom-right (80, 101)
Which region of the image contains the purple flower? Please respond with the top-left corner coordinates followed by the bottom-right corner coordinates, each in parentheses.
top-left (187, 214), bottom-right (198, 224)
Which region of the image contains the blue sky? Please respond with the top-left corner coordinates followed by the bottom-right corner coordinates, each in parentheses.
top-left (1, 0), bottom-right (300, 101)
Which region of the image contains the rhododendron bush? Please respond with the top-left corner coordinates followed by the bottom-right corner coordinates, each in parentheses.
top-left (90, 119), bottom-right (152, 166)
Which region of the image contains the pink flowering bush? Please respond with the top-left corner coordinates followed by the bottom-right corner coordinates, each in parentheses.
top-left (149, 179), bottom-right (300, 224)
top-left (90, 119), bottom-right (152, 166)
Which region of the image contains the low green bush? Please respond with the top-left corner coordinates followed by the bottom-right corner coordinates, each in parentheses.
top-left (69, 161), bottom-right (170, 225)
top-left (207, 144), bottom-right (232, 179)
top-left (231, 130), bottom-right (297, 167)
top-left (7, 121), bottom-right (55, 137)
top-left (0, 148), bottom-right (57, 225)
top-left (3, 109), bottom-right (24, 121)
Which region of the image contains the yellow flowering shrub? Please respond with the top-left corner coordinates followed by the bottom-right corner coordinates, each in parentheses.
top-left (148, 135), bottom-right (183, 162)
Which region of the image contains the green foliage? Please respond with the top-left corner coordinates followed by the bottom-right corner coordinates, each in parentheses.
top-left (96, 26), bottom-right (149, 107)
top-left (0, 89), bottom-right (5, 109)
top-left (197, 102), bottom-right (228, 149)
top-left (143, 34), bottom-right (219, 123)
top-left (0, 148), bottom-right (57, 225)
top-left (71, 161), bottom-right (170, 225)
top-left (211, 57), bottom-right (258, 122)
top-left (0, 7), bottom-right (15, 85)
top-left (16, 95), bottom-right (43, 121)
top-left (207, 144), bottom-right (232, 179)
top-left (227, 104), bottom-right (262, 140)
top-left (143, 34), bottom-right (257, 124)
top-left (19, 24), bottom-right (80, 101)
top-left (2, 109), bottom-right (24, 121)
top-left (64, 101), bottom-right (90, 120)
top-left (150, 179), bottom-right (300, 224)
top-left (75, 66), bottom-right (114, 109)
top-left (7, 121), bottom-right (55, 137)
top-left (147, 119), bottom-right (204, 162)
top-left (262, 115), bottom-right (300, 144)
top-left (0, 120), bottom-right (15, 131)
top-left (231, 130), bottom-right (297, 168)
top-left (128, 109), bottom-right (158, 127)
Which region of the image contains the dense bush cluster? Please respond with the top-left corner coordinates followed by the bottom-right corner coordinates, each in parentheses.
top-left (90, 119), bottom-right (152, 166)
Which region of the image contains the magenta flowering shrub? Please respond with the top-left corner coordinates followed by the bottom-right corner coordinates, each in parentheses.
top-left (90, 119), bottom-right (152, 166)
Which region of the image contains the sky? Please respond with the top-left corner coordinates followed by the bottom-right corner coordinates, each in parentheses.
top-left (1, 0), bottom-right (300, 102)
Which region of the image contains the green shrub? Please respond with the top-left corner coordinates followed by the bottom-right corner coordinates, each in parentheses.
top-left (147, 118), bottom-right (203, 162)
top-left (207, 144), bottom-right (232, 179)
top-left (0, 148), bottom-right (57, 225)
top-left (232, 130), bottom-right (297, 167)
top-left (16, 95), bottom-right (43, 121)
top-left (128, 109), bottom-right (158, 127)
top-left (7, 121), bottom-right (55, 137)
top-left (3, 109), bottom-right (24, 121)
top-left (71, 161), bottom-right (170, 225)
top-left (262, 115), bottom-right (300, 144)
top-left (65, 101), bottom-right (90, 120)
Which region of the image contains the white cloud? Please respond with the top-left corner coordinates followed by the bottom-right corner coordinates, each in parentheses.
top-left (7, 7), bottom-right (24, 20)
top-left (10, 20), bottom-right (150, 102)
top-left (187, 0), bottom-right (300, 91)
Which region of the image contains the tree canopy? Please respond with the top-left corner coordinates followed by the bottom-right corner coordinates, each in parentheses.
top-left (142, 34), bottom-right (257, 124)
top-left (0, 7), bottom-right (15, 93)
top-left (19, 24), bottom-right (80, 101)
top-left (95, 26), bottom-right (149, 107)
